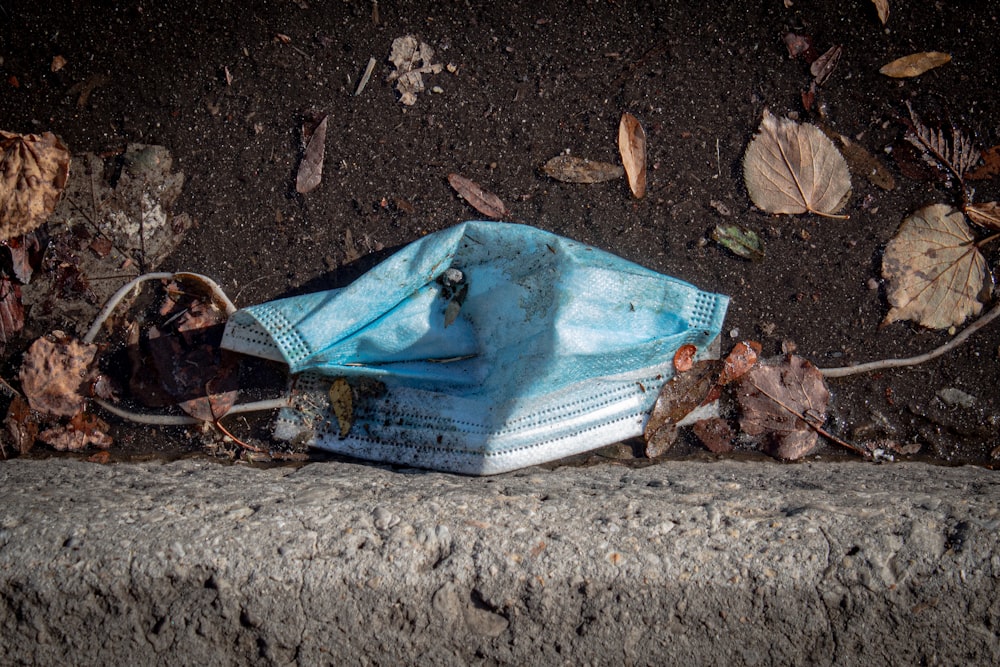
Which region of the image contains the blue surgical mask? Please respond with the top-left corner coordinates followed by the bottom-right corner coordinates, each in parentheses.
top-left (221, 221), bottom-right (728, 474)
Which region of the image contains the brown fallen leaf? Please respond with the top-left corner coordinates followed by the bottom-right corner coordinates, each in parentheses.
top-left (148, 286), bottom-right (238, 422)
top-left (618, 112), bottom-right (647, 198)
top-left (51, 55), bottom-right (68, 72)
top-left (736, 355), bottom-right (830, 460)
top-left (296, 113), bottom-right (328, 194)
top-left (965, 202), bottom-right (1000, 231)
top-left (672, 344), bottom-right (697, 373)
top-left (66, 73), bottom-right (110, 107)
top-left (742, 110), bottom-right (851, 218)
top-left (882, 204), bottom-right (987, 330)
top-left (387, 35), bottom-right (444, 105)
top-left (904, 103), bottom-right (980, 184)
top-left (810, 45), bottom-right (842, 86)
top-left (644, 360), bottom-right (718, 457)
top-left (880, 52), bottom-right (951, 78)
top-left (871, 0), bottom-right (889, 24)
top-left (783, 32), bottom-right (814, 60)
top-left (967, 145), bottom-right (1000, 180)
top-left (329, 377), bottom-right (353, 437)
top-left (447, 173), bottom-right (510, 219)
top-left (717, 340), bottom-right (761, 386)
top-left (837, 135), bottom-right (895, 190)
top-left (0, 274), bottom-right (24, 344)
top-left (541, 155), bottom-right (623, 183)
top-left (0, 130), bottom-right (71, 241)
top-left (20, 332), bottom-right (99, 417)
top-left (692, 417), bottom-right (734, 454)
top-left (4, 395), bottom-right (39, 456)
top-left (39, 411), bottom-right (112, 452)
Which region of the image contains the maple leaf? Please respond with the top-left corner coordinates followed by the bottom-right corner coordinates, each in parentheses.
top-left (882, 204), bottom-right (987, 330)
top-left (742, 110), bottom-right (851, 218)
top-left (736, 355), bottom-right (830, 460)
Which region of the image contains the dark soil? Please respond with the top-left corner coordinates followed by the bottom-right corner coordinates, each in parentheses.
top-left (2, 0), bottom-right (998, 467)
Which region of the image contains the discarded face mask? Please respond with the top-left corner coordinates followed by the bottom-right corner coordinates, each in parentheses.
top-left (221, 221), bottom-right (729, 475)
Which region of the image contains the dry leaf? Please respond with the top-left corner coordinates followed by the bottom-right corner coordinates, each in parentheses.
top-left (175, 361), bottom-right (239, 423)
top-left (0, 274), bottom-right (24, 344)
top-left (329, 377), bottom-right (353, 437)
top-left (6, 231), bottom-right (40, 283)
top-left (879, 52), bottom-right (951, 78)
top-left (447, 173), bottom-right (510, 219)
top-left (965, 202), bottom-right (1000, 231)
top-left (20, 332), bottom-right (98, 417)
top-left (644, 360), bottom-right (718, 457)
top-left (618, 113), bottom-right (647, 198)
top-left (904, 104), bottom-right (980, 185)
top-left (387, 35), bottom-right (443, 105)
top-left (810, 45), bottom-right (842, 86)
top-left (51, 55), bottom-right (68, 72)
top-left (967, 145), bottom-right (1000, 180)
top-left (148, 287), bottom-right (238, 422)
top-left (296, 114), bottom-right (328, 194)
top-left (736, 355), bottom-right (830, 460)
top-left (871, 0), bottom-right (889, 24)
top-left (672, 344), bottom-right (697, 373)
top-left (836, 135), bottom-right (895, 190)
top-left (0, 130), bottom-right (71, 241)
top-left (4, 395), bottom-right (39, 456)
top-left (783, 32), bottom-right (814, 60)
top-left (743, 110), bottom-right (851, 218)
top-left (717, 340), bottom-right (761, 386)
top-left (67, 73), bottom-right (109, 107)
top-left (692, 417), bottom-right (734, 454)
top-left (541, 155), bottom-right (623, 183)
top-left (39, 412), bottom-right (112, 452)
top-left (882, 204), bottom-right (987, 330)
top-left (711, 223), bottom-right (765, 261)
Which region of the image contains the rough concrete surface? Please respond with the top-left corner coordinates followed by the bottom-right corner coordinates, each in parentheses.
top-left (1, 458), bottom-right (998, 666)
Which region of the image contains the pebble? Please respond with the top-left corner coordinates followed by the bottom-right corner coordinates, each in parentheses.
top-left (936, 387), bottom-right (976, 409)
top-left (372, 506), bottom-right (399, 530)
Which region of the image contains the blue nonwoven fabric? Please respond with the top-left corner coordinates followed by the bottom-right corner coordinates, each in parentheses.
top-left (221, 221), bottom-right (729, 474)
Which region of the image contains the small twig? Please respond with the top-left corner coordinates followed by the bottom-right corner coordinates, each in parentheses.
top-left (821, 300), bottom-right (1000, 378)
top-left (213, 419), bottom-right (266, 454)
top-left (976, 232), bottom-right (1000, 249)
top-left (354, 57), bottom-right (377, 96)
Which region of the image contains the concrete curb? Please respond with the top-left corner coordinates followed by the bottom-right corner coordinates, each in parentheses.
top-left (1, 458), bottom-right (998, 665)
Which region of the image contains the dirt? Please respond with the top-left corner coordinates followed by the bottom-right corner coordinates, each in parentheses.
top-left (1, 0), bottom-right (998, 467)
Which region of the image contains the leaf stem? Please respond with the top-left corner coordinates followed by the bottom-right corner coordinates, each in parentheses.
top-left (976, 232), bottom-right (1000, 249)
top-left (820, 300), bottom-right (1000, 378)
top-left (810, 208), bottom-right (850, 220)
